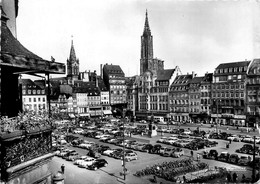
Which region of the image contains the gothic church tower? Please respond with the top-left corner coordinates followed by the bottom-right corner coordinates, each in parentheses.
top-left (67, 39), bottom-right (79, 81)
top-left (140, 10), bottom-right (154, 75)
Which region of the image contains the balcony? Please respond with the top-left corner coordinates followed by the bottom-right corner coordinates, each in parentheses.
top-left (0, 112), bottom-right (53, 181)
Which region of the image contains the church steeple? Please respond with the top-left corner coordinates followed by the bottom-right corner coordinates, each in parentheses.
top-left (69, 38), bottom-right (77, 62)
top-left (67, 36), bottom-right (80, 81)
top-left (143, 9), bottom-right (151, 36)
top-left (140, 10), bottom-right (153, 75)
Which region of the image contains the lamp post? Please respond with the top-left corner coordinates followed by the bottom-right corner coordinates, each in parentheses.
top-left (122, 112), bottom-right (126, 180)
top-left (252, 135), bottom-right (256, 182)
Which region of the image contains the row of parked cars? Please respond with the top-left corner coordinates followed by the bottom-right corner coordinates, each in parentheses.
top-left (202, 149), bottom-right (256, 167)
top-left (55, 146), bottom-right (108, 170)
top-left (157, 135), bottom-right (218, 150)
top-left (209, 132), bottom-right (260, 144)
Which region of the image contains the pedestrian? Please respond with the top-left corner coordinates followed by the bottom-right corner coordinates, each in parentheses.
top-left (61, 164), bottom-right (65, 174)
top-left (233, 172), bottom-right (238, 182)
top-left (190, 150), bottom-right (194, 158)
top-left (226, 143), bottom-right (229, 149)
top-left (183, 175), bottom-right (187, 183)
top-left (197, 153), bottom-right (200, 162)
top-left (153, 175), bottom-right (157, 183)
top-left (229, 139), bottom-right (231, 144)
top-left (227, 172), bottom-right (232, 182)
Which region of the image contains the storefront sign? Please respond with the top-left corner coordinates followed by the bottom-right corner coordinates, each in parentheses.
top-left (234, 115), bottom-right (246, 119)
top-left (211, 114), bottom-right (221, 118)
top-left (222, 114), bottom-right (234, 118)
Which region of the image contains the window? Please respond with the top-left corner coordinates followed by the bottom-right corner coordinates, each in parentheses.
top-left (22, 90), bottom-right (26, 95)
top-left (29, 98), bottom-right (31, 102)
top-left (38, 98), bottom-right (41, 102)
top-left (28, 90), bottom-right (31, 94)
top-left (43, 97), bottom-right (45, 102)
top-left (33, 90), bottom-right (36, 94)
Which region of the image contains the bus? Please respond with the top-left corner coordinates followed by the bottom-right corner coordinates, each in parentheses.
top-left (153, 116), bottom-right (165, 123)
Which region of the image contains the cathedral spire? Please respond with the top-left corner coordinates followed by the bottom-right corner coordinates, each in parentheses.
top-left (143, 9), bottom-right (151, 35)
top-left (69, 36), bottom-right (77, 62)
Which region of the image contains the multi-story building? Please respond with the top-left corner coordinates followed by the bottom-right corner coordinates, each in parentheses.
top-left (125, 76), bottom-right (139, 117)
top-left (200, 73), bottom-right (213, 122)
top-left (246, 58), bottom-right (260, 127)
top-left (211, 61), bottom-right (249, 126)
top-left (188, 75), bottom-right (203, 123)
top-left (20, 79), bottom-right (47, 112)
top-left (169, 74), bottom-right (193, 122)
top-left (102, 64), bottom-right (127, 114)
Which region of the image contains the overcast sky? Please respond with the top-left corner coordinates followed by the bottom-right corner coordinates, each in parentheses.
top-left (17, 0), bottom-right (260, 77)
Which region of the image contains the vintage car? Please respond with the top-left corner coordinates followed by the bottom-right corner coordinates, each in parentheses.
top-left (218, 152), bottom-right (230, 162)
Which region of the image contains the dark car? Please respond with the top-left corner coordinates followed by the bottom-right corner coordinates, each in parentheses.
top-left (141, 144), bottom-right (153, 153)
top-left (151, 144), bottom-right (162, 154)
top-left (88, 159), bottom-right (108, 170)
top-left (204, 149), bottom-right (218, 159)
top-left (218, 152), bottom-right (230, 162)
top-left (229, 154), bottom-right (239, 164)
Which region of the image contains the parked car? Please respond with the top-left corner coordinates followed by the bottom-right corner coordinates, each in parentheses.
top-left (151, 144), bottom-right (162, 154)
top-left (238, 156), bottom-right (251, 166)
top-left (73, 128), bottom-right (84, 134)
top-left (159, 147), bottom-right (168, 155)
top-left (141, 144), bottom-right (153, 153)
top-left (88, 159), bottom-right (108, 170)
top-left (171, 148), bottom-right (184, 158)
top-left (74, 156), bottom-right (88, 165)
top-left (157, 137), bottom-right (167, 143)
top-left (162, 148), bottom-right (174, 157)
top-left (125, 152), bottom-right (138, 161)
top-left (227, 135), bottom-right (241, 142)
top-left (103, 149), bottom-right (116, 157)
top-left (218, 152), bottom-right (230, 162)
top-left (66, 152), bottom-right (80, 161)
top-left (78, 157), bottom-right (96, 168)
top-left (203, 149), bottom-right (218, 159)
top-left (228, 154), bottom-right (240, 164)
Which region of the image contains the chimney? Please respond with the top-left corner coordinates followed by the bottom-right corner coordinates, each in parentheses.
top-left (96, 77), bottom-right (98, 88)
top-left (192, 71), bottom-right (195, 78)
top-left (100, 64), bottom-right (103, 79)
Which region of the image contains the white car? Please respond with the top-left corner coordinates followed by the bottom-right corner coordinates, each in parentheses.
top-left (157, 137), bottom-right (167, 143)
top-left (78, 157), bottom-right (96, 168)
top-left (165, 137), bottom-right (178, 145)
top-left (99, 134), bottom-right (111, 140)
top-left (103, 149), bottom-right (115, 156)
top-left (73, 128), bottom-right (84, 134)
top-left (74, 156), bottom-right (88, 165)
top-left (183, 129), bottom-right (192, 135)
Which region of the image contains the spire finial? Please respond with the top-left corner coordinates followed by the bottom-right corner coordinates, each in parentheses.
top-left (143, 9), bottom-right (151, 35)
top-left (71, 35), bottom-right (74, 46)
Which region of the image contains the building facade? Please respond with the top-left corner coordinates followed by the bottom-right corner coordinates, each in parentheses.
top-left (246, 59), bottom-right (260, 127)
top-left (21, 79), bottom-right (47, 112)
top-left (211, 61), bottom-right (249, 126)
top-left (103, 64), bottom-right (127, 115)
top-left (169, 74), bottom-right (193, 122)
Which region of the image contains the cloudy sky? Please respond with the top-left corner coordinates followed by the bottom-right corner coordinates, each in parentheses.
top-left (17, 0), bottom-right (260, 77)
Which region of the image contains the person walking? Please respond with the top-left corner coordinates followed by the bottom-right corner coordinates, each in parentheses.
top-left (233, 172), bottom-right (238, 182)
top-left (227, 172), bottom-right (232, 182)
top-left (190, 150), bottom-right (194, 159)
top-left (229, 139), bottom-right (232, 144)
top-left (61, 164), bottom-right (65, 174)
top-left (183, 175), bottom-right (187, 183)
top-left (197, 153), bottom-right (200, 162)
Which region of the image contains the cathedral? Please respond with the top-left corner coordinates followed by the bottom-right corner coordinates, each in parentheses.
top-left (140, 10), bottom-right (164, 76)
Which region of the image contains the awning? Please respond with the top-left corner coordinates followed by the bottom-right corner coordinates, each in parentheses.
top-left (103, 110), bottom-right (112, 115)
top-left (79, 113), bottom-right (90, 117)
